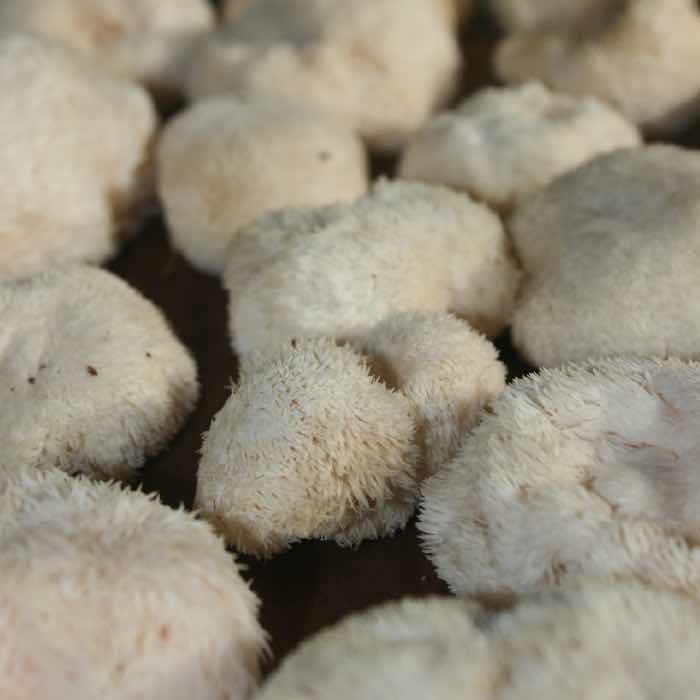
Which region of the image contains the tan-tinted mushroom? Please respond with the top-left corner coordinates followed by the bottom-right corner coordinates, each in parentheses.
top-left (195, 337), bottom-right (419, 557)
top-left (495, 0), bottom-right (700, 134)
top-left (419, 356), bottom-right (700, 596)
top-left (399, 81), bottom-right (640, 211)
top-left (157, 95), bottom-right (368, 274)
top-left (509, 145), bottom-right (700, 368)
top-left (0, 0), bottom-right (214, 95)
top-left (487, 0), bottom-right (616, 31)
top-left (358, 311), bottom-right (506, 477)
top-left (0, 265), bottom-right (199, 481)
top-left (0, 33), bottom-right (156, 280)
top-left (185, 0), bottom-right (461, 150)
top-left (0, 467), bottom-right (265, 700)
top-left (224, 180), bottom-right (520, 355)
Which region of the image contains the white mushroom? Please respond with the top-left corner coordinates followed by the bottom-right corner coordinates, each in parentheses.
top-left (509, 144), bottom-right (700, 368)
top-left (0, 33), bottom-right (157, 280)
top-left (157, 95), bottom-right (368, 275)
top-left (224, 180), bottom-right (520, 355)
top-left (196, 337), bottom-right (419, 557)
top-left (184, 0), bottom-right (461, 150)
top-left (257, 580), bottom-right (700, 699)
top-left (419, 356), bottom-right (700, 596)
top-left (358, 311), bottom-right (507, 477)
top-left (487, 0), bottom-right (616, 31)
top-left (0, 467), bottom-right (265, 700)
top-left (495, 0), bottom-right (700, 134)
top-left (0, 265), bottom-right (199, 481)
top-left (399, 81), bottom-right (641, 211)
top-left (0, 0), bottom-right (214, 96)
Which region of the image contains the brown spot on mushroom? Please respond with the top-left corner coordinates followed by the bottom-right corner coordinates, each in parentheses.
top-left (518, 484), bottom-right (530, 502)
top-left (318, 150), bottom-right (331, 161)
top-left (27, 377), bottom-right (35, 385)
top-left (473, 513), bottom-right (488, 531)
top-left (146, 352), bottom-right (152, 359)
top-left (87, 365), bottom-right (98, 376)
top-left (684, 535), bottom-right (700, 550)
top-left (159, 624), bottom-right (171, 642)
top-left (552, 559), bottom-right (568, 585)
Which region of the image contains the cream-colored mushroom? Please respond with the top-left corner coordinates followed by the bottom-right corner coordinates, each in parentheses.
top-left (0, 0), bottom-right (214, 95)
top-left (495, 0), bottom-right (700, 134)
top-left (358, 311), bottom-right (507, 477)
top-left (509, 145), bottom-right (700, 368)
top-left (195, 337), bottom-right (419, 557)
top-left (157, 95), bottom-right (368, 274)
top-left (224, 180), bottom-right (520, 355)
top-left (257, 581), bottom-right (700, 699)
top-left (185, 0), bottom-right (461, 150)
top-left (0, 467), bottom-right (265, 700)
top-left (399, 81), bottom-right (640, 211)
top-left (0, 33), bottom-right (156, 280)
top-left (0, 265), bottom-right (199, 481)
top-left (419, 356), bottom-right (700, 596)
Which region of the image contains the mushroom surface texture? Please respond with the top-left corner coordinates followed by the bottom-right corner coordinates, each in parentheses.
top-left (0, 467), bottom-right (265, 700)
top-left (487, 0), bottom-right (617, 31)
top-left (419, 356), bottom-right (700, 596)
top-left (399, 81), bottom-right (641, 211)
top-left (184, 0), bottom-right (461, 150)
top-left (495, 0), bottom-right (700, 134)
top-left (195, 337), bottom-right (419, 556)
top-left (0, 265), bottom-right (199, 481)
top-left (509, 144), bottom-right (700, 368)
top-left (0, 0), bottom-right (214, 95)
top-left (224, 180), bottom-right (520, 355)
top-left (357, 311), bottom-right (507, 478)
top-left (157, 95), bottom-right (368, 275)
top-left (0, 33), bottom-right (157, 280)
top-left (257, 581), bottom-right (700, 699)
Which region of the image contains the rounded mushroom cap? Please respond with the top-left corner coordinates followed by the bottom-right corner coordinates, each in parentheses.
top-left (419, 356), bottom-right (700, 596)
top-left (256, 596), bottom-right (491, 700)
top-left (358, 311), bottom-right (506, 477)
top-left (224, 180), bottom-right (520, 355)
top-left (195, 337), bottom-right (419, 557)
top-left (495, 0), bottom-right (700, 134)
top-left (184, 0), bottom-right (461, 150)
top-left (0, 33), bottom-right (156, 280)
top-left (399, 81), bottom-right (641, 211)
top-left (487, 0), bottom-right (615, 31)
top-left (157, 95), bottom-right (368, 274)
top-left (0, 0), bottom-right (214, 94)
top-left (0, 265), bottom-right (199, 481)
top-left (0, 467), bottom-right (264, 700)
top-left (509, 144), bottom-right (700, 368)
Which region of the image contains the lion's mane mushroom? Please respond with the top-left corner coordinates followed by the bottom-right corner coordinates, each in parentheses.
top-left (419, 356), bottom-right (700, 596)
top-left (0, 265), bottom-right (199, 481)
top-left (509, 144), bottom-right (700, 368)
top-left (157, 95), bottom-right (368, 275)
top-left (184, 0), bottom-right (461, 150)
top-left (487, 0), bottom-right (616, 32)
top-left (0, 0), bottom-right (214, 96)
top-left (0, 467), bottom-right (265, 700)
top-left (399, 81), bottom-right (640, 211)
top-left (495, 0), bottom-right (700, 134)
top-left (195, 337), bottom-right (419, 557)
top-left (224, 180), bottom-right (520, 355)
top-left (0, 33), bottom-right (157, 280)
top-left (358, 311), bottom-right (507, 477)
top-left (257, 580), bottom-right (700, 699)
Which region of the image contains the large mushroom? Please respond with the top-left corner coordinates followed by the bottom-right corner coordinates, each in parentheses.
top-left (157, 95), bottom-right (368, 274)
top-left (399, 81), bottom-right (640, 212)
top-left (0, 33), bottom-right (156, 280)
top-left (184, 0), bottom-right (461, 150)
top-left (0, 265), bottom-right (199, 481)
top-left (224, 180), bottom-right (520, 355)
top-left (419, 356), bottom-right (700, 596)
top-left (0, 467), bottom-right (265, 700)
top-left (495, 0), bottom-right (700, 134)
top-left (509, 144), bottom-right (700, 368)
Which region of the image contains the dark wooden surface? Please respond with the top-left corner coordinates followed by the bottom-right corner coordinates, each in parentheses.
top-left (106, 6), bottom-right (681, 675)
